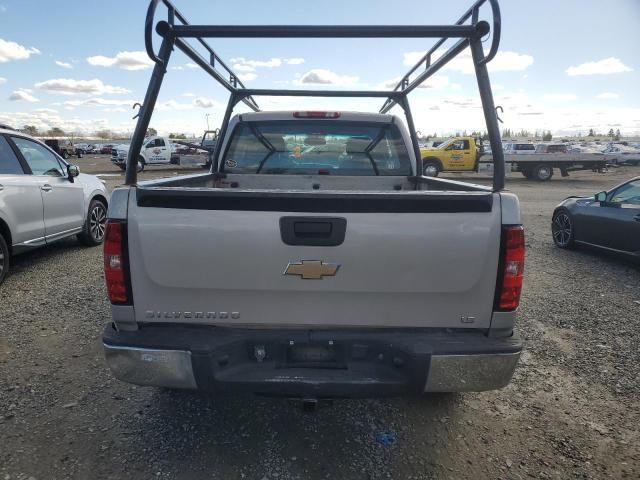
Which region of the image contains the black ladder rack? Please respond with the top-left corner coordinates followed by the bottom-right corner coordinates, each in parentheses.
top-left (127, 0), bottom-right (505, 191)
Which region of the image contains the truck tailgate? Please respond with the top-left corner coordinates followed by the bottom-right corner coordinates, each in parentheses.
top-left (127, 189), bottom-right (501, 329)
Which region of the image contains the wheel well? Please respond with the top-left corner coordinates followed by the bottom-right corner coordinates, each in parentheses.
top-left (91, 194), bottom-right (108, 209)
top-left (552, 207), bottom-right (569, 219)
top-left (138, 155), bottom-right (146, 164)
top-left (422, 157), bottom-right (442, 169)
top-left (0, 218), bottom-right (12, 253)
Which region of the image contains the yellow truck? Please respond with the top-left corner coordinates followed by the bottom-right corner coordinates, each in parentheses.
top-left (420, 136), bottom-right (482, 176)
top-left (420, 136), bottom-right (609, 181)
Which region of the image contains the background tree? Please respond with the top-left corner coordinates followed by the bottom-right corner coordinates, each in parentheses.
top-left (615, 129), bottom-right (621, 141)
top-left (47, 127), bottom-right (65, 137)
top-left (146, 128), bottom-right (158, 137)
top-left (22, 125), bottom-right (39, 136)
top-left (542, 130), bottom-right (553, 141)
top-left (95, 129), bottom-right (113, 140)
top-left (607, 128), bottom-right (615, 138)
top-left (588, 128), bottom-right (595, 137)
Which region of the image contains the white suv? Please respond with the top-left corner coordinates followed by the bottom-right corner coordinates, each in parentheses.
top-left (0, 126), bottom-right (109, 285)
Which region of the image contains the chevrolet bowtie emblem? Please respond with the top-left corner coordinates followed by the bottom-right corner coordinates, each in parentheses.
top-left (284, 260), bottom-right (340, 280)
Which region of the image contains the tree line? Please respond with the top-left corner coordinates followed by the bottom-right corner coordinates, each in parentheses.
top-left (19, 125), bottom-right (192, 140)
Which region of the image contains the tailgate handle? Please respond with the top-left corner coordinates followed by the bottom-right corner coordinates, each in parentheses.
top-left (280, 217), bottom-right (346, 246)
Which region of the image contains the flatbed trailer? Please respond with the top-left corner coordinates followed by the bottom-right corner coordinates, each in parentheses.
top-left (481, 153), bottom-right (608, 181)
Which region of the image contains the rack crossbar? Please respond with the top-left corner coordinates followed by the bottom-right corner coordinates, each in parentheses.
top-left (161, 23), bottom-right (487, 39)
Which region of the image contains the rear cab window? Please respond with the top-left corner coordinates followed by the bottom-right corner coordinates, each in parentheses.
top-left (222, 120), bottom-right (412, 176)
top-left (0, 136), bottom-right (25, 175)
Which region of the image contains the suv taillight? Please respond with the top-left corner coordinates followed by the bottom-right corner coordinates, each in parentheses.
top-left (496, 225), bottom-right (525, 311)
top-left (104, 220), bottom-right (132, 305)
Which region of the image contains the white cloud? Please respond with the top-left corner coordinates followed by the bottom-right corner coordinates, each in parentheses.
top-left (55, 60), bottom-right (73, 69)
top-left (87, 51), bottom-right (154, 71)
top-left (170, 66), bottom-right (184, 71)
top-left (63, 97), bottom-right (136, 107)
top-left (35, 78), bottom-right (131, 95)
top-left (403, 49), bottom-right (533, 74)
top-left (238, 72), bottom-right (257, 82)
top-left (0, 38), bottom-right (40, 63)
top-left (185, 63), bottom-right (198, 69)
top-left (103, 107), bottom-right (127, 113)
top-left (182, 92), bottom-right (196, 97)
top-left (233, 63), bottom-right (256, 72)
top-left (230, 57), bottom-right (282, 69)
top-left (193, 97), bottom-right (222, 108)
top-left (299, 69), bottom-right (358, 86)
top-left (9, 89), bottom-right (39, 102)
top-left (566, 57), bottom-right (632, 76)
top-left (34, 108), bottom-right (57, 114)
top-left (542, 93), bottom-right (577, 101)
top-left (156, 100), bottom-right (194, 111)
top-left (595, 92), bottom-right (620, 100)
top-left (0, 76), bottom-right (6, 85)
top-left (231, 57), bottom-right (304, 72)
top-left (379, 75), bottom-right (450, 90)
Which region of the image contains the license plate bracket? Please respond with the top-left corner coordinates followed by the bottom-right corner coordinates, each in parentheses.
top-left (283, 343), bottom-right (345, 369)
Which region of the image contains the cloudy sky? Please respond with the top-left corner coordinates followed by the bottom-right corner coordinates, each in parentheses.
top-left (0, 0), bottom-right (639, 137)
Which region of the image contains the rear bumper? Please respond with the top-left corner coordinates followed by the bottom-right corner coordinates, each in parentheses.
top-left (103, 324), bottom-right (522, 396)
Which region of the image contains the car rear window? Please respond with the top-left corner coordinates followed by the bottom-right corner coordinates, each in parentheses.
top-left (0, 136), bottom-right (24, 175)
top-left (515, 144), bottom-right (535, 151)
top-left (222, 120), bottom-right (412, 175)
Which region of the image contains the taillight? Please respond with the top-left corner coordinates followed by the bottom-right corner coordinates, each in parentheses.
top-left (496, 225), bottom-right (525, 311)
top-left (104, 220), bottom-right (132, 305)
top-left (293, 111), bottom-right (341, 118)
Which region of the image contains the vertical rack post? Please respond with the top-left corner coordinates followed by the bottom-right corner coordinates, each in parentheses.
top-left (125, 36), bottom-right (175, 185)
top-left (398, 96), bottom-right (423, 188)
top-left (470, 37), bottom-right (504, 191)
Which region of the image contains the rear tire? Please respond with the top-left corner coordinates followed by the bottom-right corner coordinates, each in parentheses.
top-left (78, 199), bottom-right (107, 246)
top-left (422, 159), bottom-right (441, 177)
top-left (552, 209), bottom-right (575, 249)
top-left (533, 164), bottom-right (554, 181)
top-left (137, 156), bottom-right (145, 173)
top-left (77, 151), bottom-right (83, 159)
top-left (0, 233), bottom-right (9, 286)
top-left (61, 150), bottom-right (69, 159)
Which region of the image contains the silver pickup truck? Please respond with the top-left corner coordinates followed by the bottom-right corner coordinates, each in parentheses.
top-left (103, 0), bottom-right (523, 398)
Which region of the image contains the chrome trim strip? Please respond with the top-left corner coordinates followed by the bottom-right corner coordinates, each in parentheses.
top-left (45, 226), bottom-right (83, 242)
top-left (574, 240), bottom-right (638, 257)
top-left (21, 236), bottom-right (46, 246)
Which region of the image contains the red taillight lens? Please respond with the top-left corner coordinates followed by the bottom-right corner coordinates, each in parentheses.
top-left (103, 220), bottom-right (132, 305)
top-left (497, 225), bottom-right (525, 311)
top-left (293, 111), bottom-right (341, 118)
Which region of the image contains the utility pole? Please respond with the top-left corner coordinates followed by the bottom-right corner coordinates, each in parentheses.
top-left (205, 113), bottom-right (210, 130)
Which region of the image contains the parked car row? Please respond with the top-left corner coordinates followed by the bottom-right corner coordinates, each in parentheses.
top-left (0, 126), bottom-right (109, 285)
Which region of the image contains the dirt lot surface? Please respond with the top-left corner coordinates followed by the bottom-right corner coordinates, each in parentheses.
top-left (1, 156), bottom-right (639, 480)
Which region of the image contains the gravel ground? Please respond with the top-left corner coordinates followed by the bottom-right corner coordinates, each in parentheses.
top-left (1, 156), bottom-right (639, 480)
